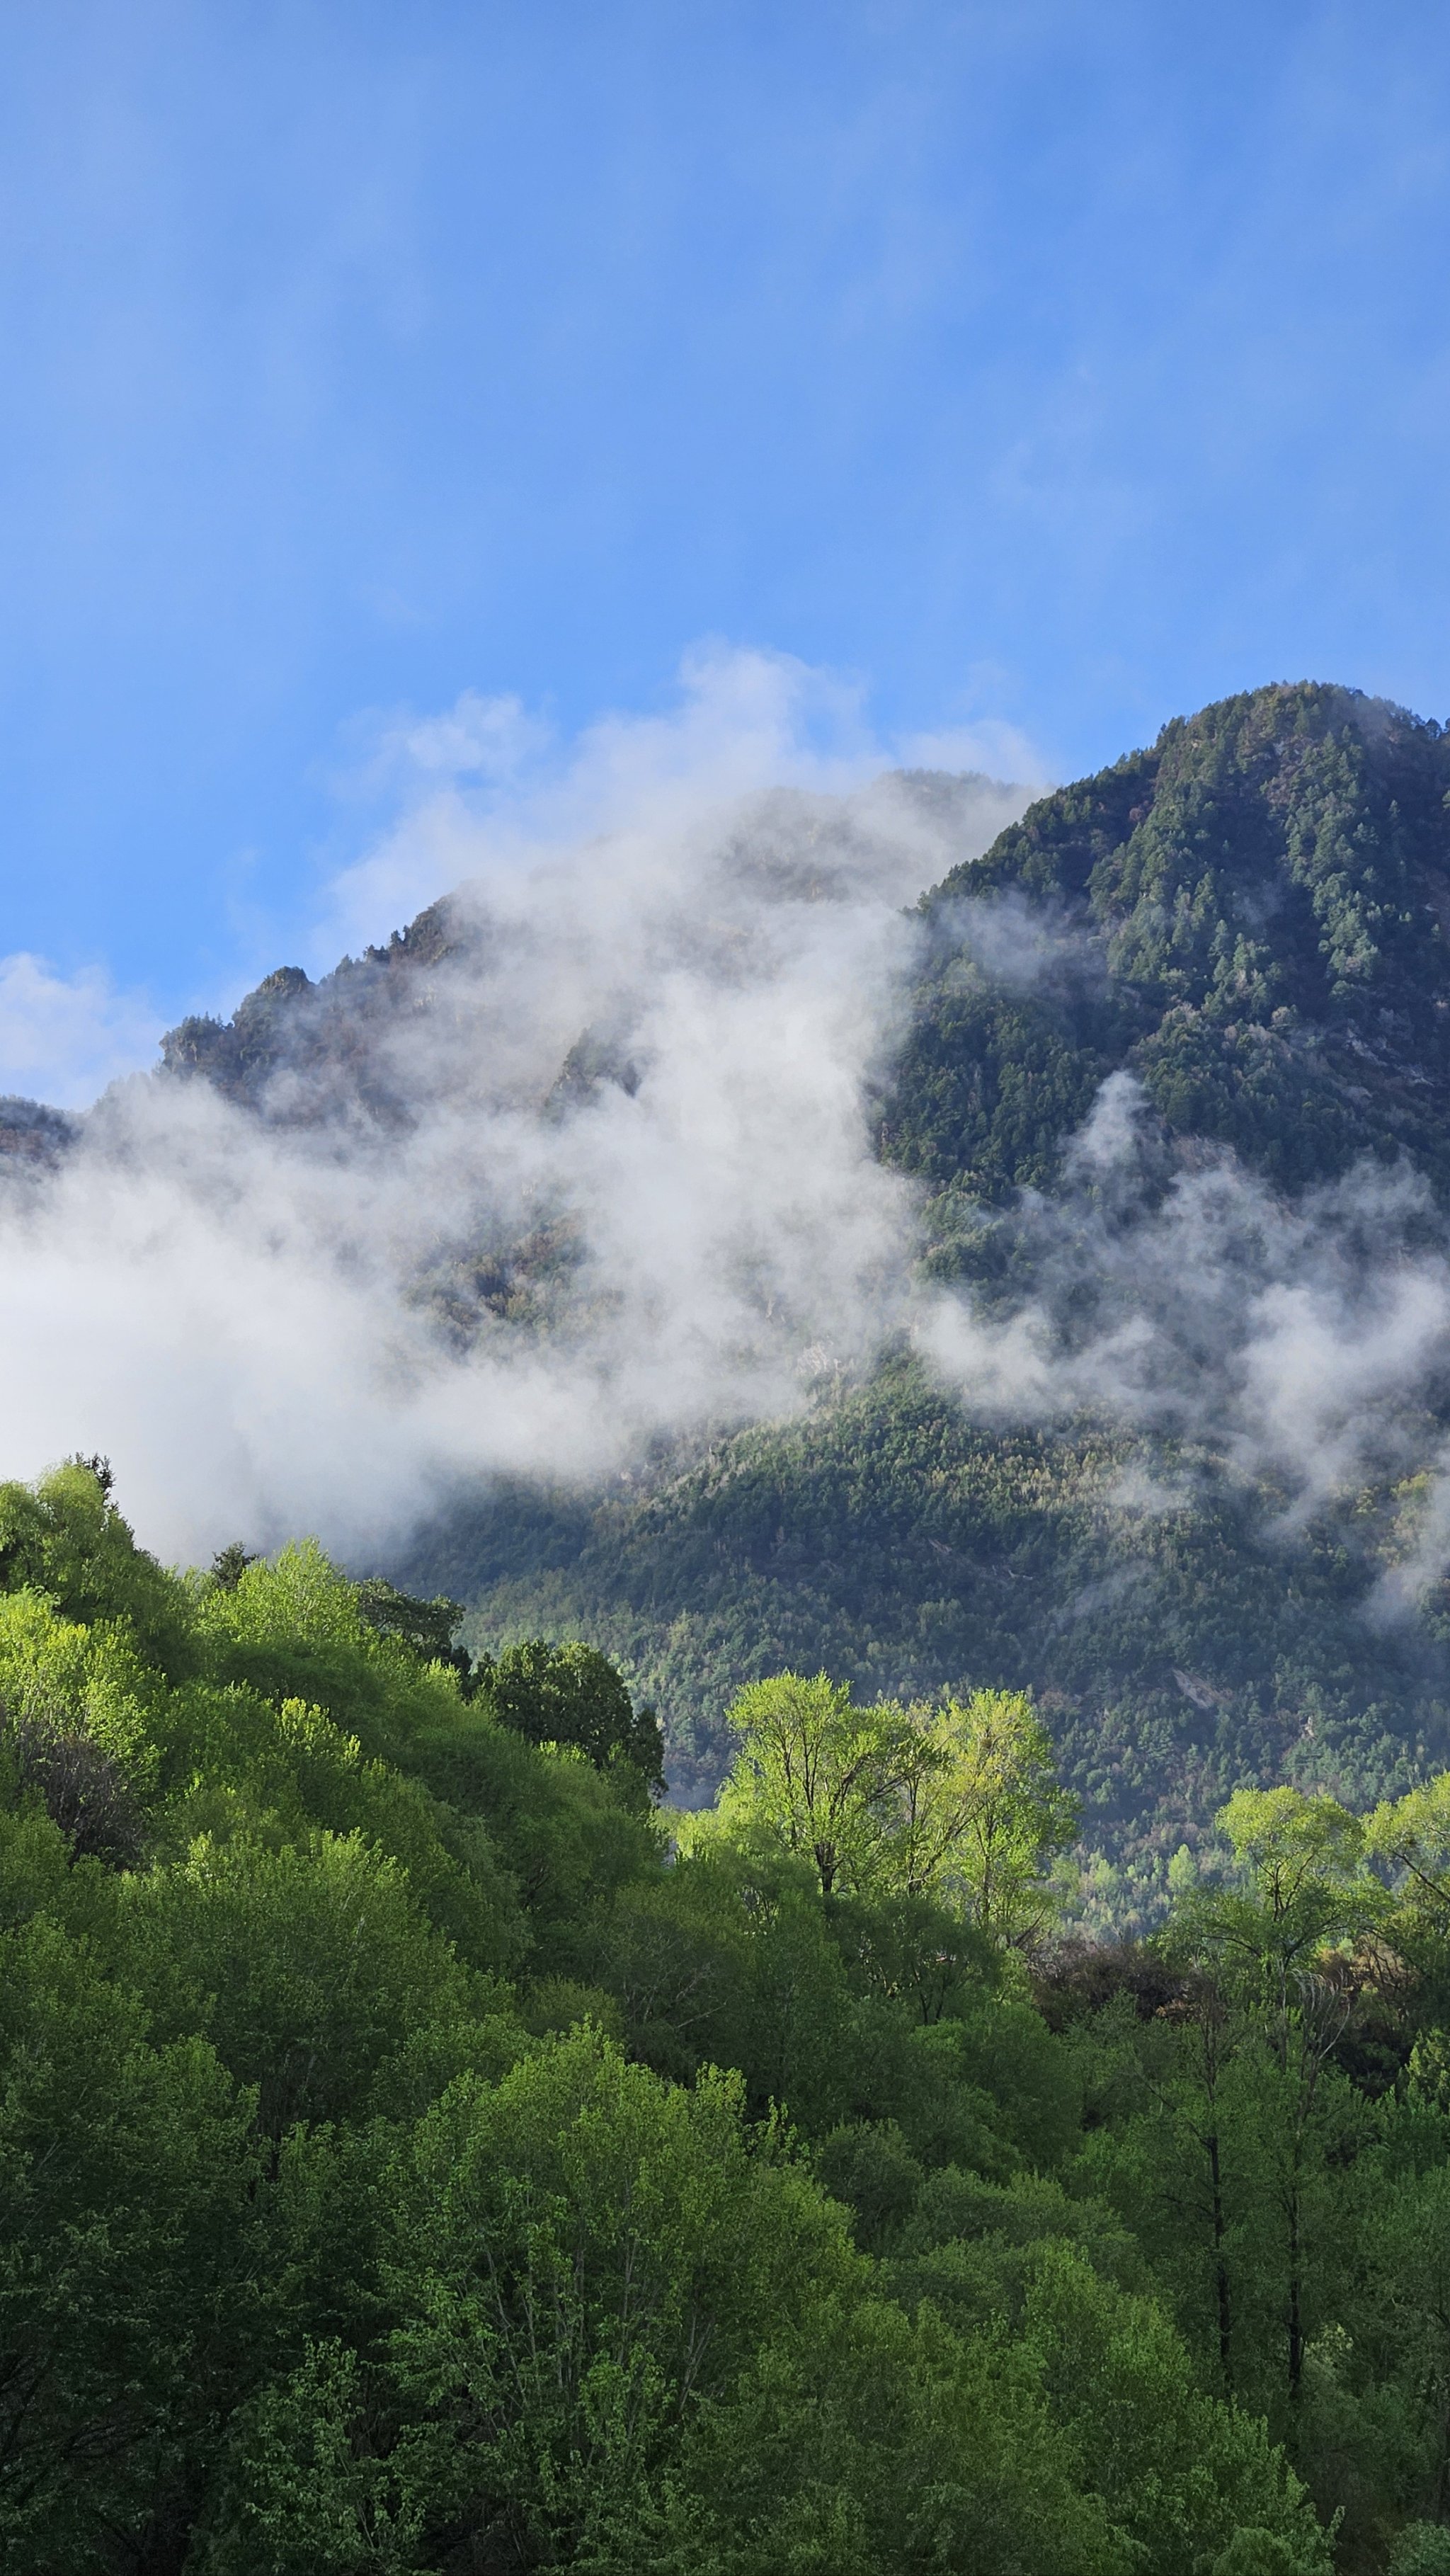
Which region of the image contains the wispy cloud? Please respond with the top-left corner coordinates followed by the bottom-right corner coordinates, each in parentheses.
top-left (0, 649), bottom-right (1030, 1561)
top-left (13, 645), bottom-right (1450, 1636)
top-left (0, 953), bottom-right (159, 1110)
top-left (921, 1073), bottom-right (1450, 1575)
top-left (11, 644), bottom-right (1450, 1635)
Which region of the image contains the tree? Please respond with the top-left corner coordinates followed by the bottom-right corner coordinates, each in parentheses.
top-left (130, 1828), bottom-right (476, 2132)
top-left (1156, 1787), bottom-right (1383, 2417)
top-left (1020, 2242), bottom-right (1332, 2572)
top-left (1208, 1788), bottom-right (1376, 1998)
top-left (1366, 1777), bottom-right (1450, 1925)
top-left (0, 1916), bottom-right (264, 2570)
top-left (210, 1541), bottom-right (258, 1592)
top-left (1, 1704), bottom-right (143, 1867)
top-left (375, 2029), bottom-right (860, 2569)
top-left (716, 1672), bottom-right (909, 1898)
top-left (481, 1637), bottom-right (665, 1799)
top-left (896, 1688), bottom-right (1078, 1947)
top-left (0, 1460), bottom-right (198, 1677)
top-left (355, 1578), bottom-right (474, 1693)
top-left (717, 1672), bottom-right (1075, 1943)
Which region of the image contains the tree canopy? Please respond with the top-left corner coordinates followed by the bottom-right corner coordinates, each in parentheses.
top-left (3, 1459), bottom-right (1449, 2570)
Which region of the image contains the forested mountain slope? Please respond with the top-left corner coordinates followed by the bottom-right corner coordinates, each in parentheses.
top-left (20, 678), bottom-right (1450, 1896)
top-left (1, 1463), bottom-right (1393, 2570)
top-left (890, 679), bottom-right (1450, 1210)
top-left (404, 1371), bottom-right (1449, 1913)
top-left (395, 683), bottom-right (1450, 1895)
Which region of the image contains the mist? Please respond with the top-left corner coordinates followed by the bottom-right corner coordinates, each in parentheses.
top-left (923, 1070), bottom-right (1450, 1600)
top-left (0, 651), bottom-right (1029, 1563)
top-left (11, 646), bottom-right (1450, 1606)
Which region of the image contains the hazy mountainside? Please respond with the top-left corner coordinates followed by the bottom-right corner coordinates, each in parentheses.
top-left (158, 899), bottom-right (463, 1121)
top-left (0, 1095), bottom-right (76, 1166)
top-left (155, 768), bottom-right (1003, 1135)
top-left (393, 680), bottom-right (1450, 1896)
top-left (889, 679), bottom-right (1450, 1220)
top-left (159, 677), bottom-right (1450, 1189)
top-left (19, 678), bottom-right (1450, 1896)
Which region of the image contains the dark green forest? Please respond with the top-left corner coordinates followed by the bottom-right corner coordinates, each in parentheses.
top-left (8, 1458), bottom-right (1450, 2574)
top-left (413, 1367), bottom-right (1450, 1921)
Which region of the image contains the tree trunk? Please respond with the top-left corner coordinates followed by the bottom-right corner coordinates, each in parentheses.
top-left (1287, 2181), bottom-right (1303, 2398)
top-left (1208, 2128), bottom-right (1233, 2395)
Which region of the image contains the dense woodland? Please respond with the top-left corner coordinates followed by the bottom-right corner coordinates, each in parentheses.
top-left (9, 1461), bottom-right (1450, 2573)
top-left (416, 1367), bottom-right (1450, 1910)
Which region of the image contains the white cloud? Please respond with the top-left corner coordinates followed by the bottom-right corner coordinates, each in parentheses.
top-left (10, 649), bottom-right (1450, 1624)
top-left (922, 1079), bottom-right (1450, 1559)
top-left (13, 648), bottom-right (1450, 1627)
top-left (314, 644), bottom-right (1012, 964)
top-left (894, 716), bottom-right (1052, 787)
top-left (0, 649), bottom-right (1033, 1563)
top-left (0, 952), bottom-right (159, 1109)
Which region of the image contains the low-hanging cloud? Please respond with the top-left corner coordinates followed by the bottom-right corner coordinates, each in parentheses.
top-left (0, 649), bottom-right (1030, 1563)
top-left (921, 1068), bottom-right (1450, 1598)
top-left (14, 644), bottom-right (1450, 1612)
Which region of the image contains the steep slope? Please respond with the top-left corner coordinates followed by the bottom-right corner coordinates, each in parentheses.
top-left (21, 678), bottom-right (1450, 1893)
top-left (888, 678), bottom-right (1450, 1219)
top-left (401, 1368), bottom-right (1450, 1901)
top-left (396, 683), bottom-right (1450, 1891)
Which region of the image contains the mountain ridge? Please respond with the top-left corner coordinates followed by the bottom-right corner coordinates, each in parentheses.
top-left (387, 678), bottom-right (1450, 1910)
top-left (14, 677), bottom-right (1450, 1912)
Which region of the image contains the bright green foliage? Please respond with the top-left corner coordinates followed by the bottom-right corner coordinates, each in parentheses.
top-left (1366, 1777), bottom-right (1450, 1923)
top-left (714, 1670), bottom-right (1073, 1941)
top-left (0, 1585), bottom-right (164, 1784)
top-left (896, 1686), bottom-right (1079, 1944)
top-left (715, 1670), bottom-right (908, 1896)
top-left (0, 1459), bottom-right (198, 1676)
top-left (1185, 1786), bottom-right (1384, 2001)
top-left (4, 1455), bottom-right (1447, 2569)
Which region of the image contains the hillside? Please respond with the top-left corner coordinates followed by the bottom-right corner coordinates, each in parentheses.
top-left (394, 681), bottom-right (1450, 1900)
top-left (2, 1461), bottom-right (1398, 2569)
top-left (18, 677), bottom-right (1450, 1902)
top-left (891, 680), bottom-right (1450, 1209)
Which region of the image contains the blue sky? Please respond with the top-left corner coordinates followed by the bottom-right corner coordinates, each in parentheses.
top-left (4, 0), bottom-right (1450, 1087)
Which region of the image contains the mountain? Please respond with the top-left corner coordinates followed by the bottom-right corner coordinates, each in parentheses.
top-left (889, 677), bottom-right (1450, 1209)
top-left (391, 680), bottom-right (1450, 1912)
top-left (21, 678), bottom-right (1450, 1913)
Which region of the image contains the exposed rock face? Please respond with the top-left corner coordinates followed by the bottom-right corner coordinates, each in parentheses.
top-left (158, 901), bottom-right (470, 1125)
